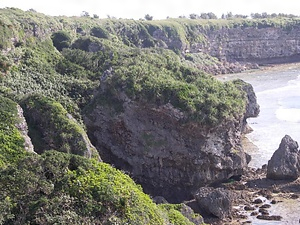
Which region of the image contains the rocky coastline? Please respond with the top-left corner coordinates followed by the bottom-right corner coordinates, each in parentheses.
top-left (186, 135), bottom-right (300, 225)
top-left (2, 8), bottom-right (300, 224)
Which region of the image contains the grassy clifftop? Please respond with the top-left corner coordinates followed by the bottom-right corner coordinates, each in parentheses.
top-left (0, 7), bottom-right (250, 125)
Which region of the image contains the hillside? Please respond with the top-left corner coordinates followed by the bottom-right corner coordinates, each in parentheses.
top-left (2, 7), bottom-right (298, 223)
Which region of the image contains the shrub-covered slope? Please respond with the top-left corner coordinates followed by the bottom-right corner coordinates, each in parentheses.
top-left (0, 150), bottom-right (204, 224)
top-left (0, 7), bottom-right (272, 223)
top-left (0, 95), bottom-right (28, 167)
top-left (21, 95), bottom-right (100, 159)
top-left (0, 8), bottom-right (211, 224)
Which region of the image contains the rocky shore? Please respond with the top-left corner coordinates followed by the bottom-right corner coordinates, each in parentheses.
top-left (186, 135), bottom-right (300, 225)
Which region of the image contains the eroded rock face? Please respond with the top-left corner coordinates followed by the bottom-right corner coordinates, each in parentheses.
top-left (234, 79), bottom-right (260, 134)
top-left (194, 187), bottom-right (233, 219)
top-left (15, 105), bottom-right (34, 153)
top-left (84, 82), bottom-right (258, 202)
top-left (85, 100), bottom-right (247, 201)
top-left (267, 135), bottom-right (300, 180)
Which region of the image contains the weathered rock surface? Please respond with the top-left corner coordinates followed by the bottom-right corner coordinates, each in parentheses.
top-left (233, 79), bottom-right (260, 134)
top-left (194, 187), bottom-right (233, 219)
top-left (202, 27), bottom-right (300, 64)
top-left (256, 215), bottom-right (282, 221)
top-left (267, 135), bottom-right (300, 180)
top-left (84, 81), bottom-right (258, 202)
top-left (179, 203), bottom-right (205, 225)
top-left (152, 25), bottom-right (300, 65)
top-left (15, 105), bottom-right (35, 153)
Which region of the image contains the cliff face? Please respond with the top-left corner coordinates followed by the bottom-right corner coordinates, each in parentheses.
top-left (201, 26), bottom-right (300, 63)
top-left (140, 20), bottom-right (300, 66)
top-left (84, 81), bottom-right (258, 202)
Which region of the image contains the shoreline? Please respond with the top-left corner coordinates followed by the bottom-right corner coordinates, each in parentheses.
top-left (197, 166), bottom-right (300, 225)
top-left (240, 61), bottom-right (300, 74)
top-left (207, 62), bottom-right (300, 224)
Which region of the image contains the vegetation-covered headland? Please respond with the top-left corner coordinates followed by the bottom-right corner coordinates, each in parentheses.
top-left (4, 7), bottom-right (300, 223)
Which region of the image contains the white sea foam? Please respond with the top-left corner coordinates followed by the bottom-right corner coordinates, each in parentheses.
top-left (276, 108), bottom-right (300, 123)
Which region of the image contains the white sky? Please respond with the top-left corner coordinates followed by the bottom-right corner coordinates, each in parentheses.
top-left (0, 0), bottom-right (300, 19)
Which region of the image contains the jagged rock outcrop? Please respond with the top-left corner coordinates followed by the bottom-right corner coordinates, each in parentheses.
top-left (194, 187), bottom-right (233, 219)
top-left (84, 81), bottom-right (258, 202)
top-left (15, 105), bottom-right (34, 153)
top-left (233, 79), bottom-right (260, 133)
top-left (267, 135), bottom-right (300, 180)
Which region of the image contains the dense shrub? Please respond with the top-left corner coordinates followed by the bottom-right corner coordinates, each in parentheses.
top-left (0, 151), bottom-right (194, 224)
top-left (0, 95), bottom-right (27, 167)
top-left (21, 95), bottom-right (99, 159)
top-left (90, 26), bottom-right (110, 39)
top-left (101, 48), bottom-right (246, 125)
top-left (51, 31), bottom-right (72, 51)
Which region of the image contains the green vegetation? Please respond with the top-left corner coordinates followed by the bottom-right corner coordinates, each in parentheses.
top-left (0, 151), bottom-right (194, 224)
top-left (3, 6), bottom-right (291, 224)
top-left (21, 95), bottom-right (99, 159)
top-left (98, 48), bottom-right (246, 125)
top-left (0, 95), bottom-right (27, 167)
top-left (51, 30), bottom-right (72, 51)
top-left (159, 204), bottom-right (203, 225)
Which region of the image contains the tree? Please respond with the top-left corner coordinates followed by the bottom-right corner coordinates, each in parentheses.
top-left (226, 12), bottom-right (233, 19)
top-left (144, 14), bottom-right (153, 21)
top-left (81, 11), bottom-right (90, 17)
top-left (207, 12), bottom-right (218, 19)
top-left (93, 14), bottom-right (99, 19)
top-left (189, 13), bottom-right (198, 19)
top-left (200, 13), bottom-right (209, 19)
top-left (28, 8), bottom-right (37, 13)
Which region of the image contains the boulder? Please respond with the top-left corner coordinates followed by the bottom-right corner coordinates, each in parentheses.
top-left (267, 135), bottom-right (300, 180)
top-left (179, 204), bottom-right (205, 225)
top-left (194, 187), bottom-right (233, 219)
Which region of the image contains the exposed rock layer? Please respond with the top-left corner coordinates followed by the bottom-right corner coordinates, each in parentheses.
top-left (153, 25), bottom-right (300, 65)
top-left (15, 105), bottom-right (34, 153)
top-left (84, 81), bottom-right (258, 202)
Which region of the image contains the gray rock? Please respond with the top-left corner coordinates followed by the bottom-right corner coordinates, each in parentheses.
top-left (152, 196), bottom-right (168, 204)
top-left (267, 135), bottom-right (300, 180)
top-left (194, 187), bottom-right (232, 219)
top-left (84, 81), bottom-right (259, 202)
top-left (15, 105), bottom-right (34, 153)
top-left (257, 215), bottom-right (282, 221)
top-left (179, 204), bottom-right (205, 225)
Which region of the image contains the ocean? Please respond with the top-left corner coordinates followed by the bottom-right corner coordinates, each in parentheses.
top-left (219, 64), bottom-right (300, 224)
top-left (220, 65), bottom-right (300, 168)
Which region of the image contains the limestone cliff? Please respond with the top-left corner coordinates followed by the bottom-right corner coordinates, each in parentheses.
top-left (192, 26), bottom-right (300, 64)
top-left (84, 80), bottom-right (258, 202)
top-left (145, 19), bottom-right (300, 65)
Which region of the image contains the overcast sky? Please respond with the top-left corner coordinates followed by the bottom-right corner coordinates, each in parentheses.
top-left (1, 0), bottom-right (300, 19)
